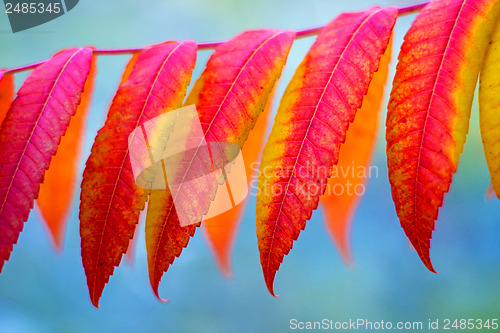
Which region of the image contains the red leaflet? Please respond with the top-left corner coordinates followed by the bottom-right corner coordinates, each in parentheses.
top-left (37, 55), bottom-right (97, 249)
top-left (146, 29), bottom-right (295, 299)
top-left (320, 38), bottom-right (392, 263)
top-left (0, 48), bottom-right (93, 272)
top-left (386, 0), bottom-right (500, 272)
top-left (256, 7), bottom-right (397, 295)
top-left (80, 41), bottom-right (197, 307)
top-left (0, 71), bottom-right (14, 125)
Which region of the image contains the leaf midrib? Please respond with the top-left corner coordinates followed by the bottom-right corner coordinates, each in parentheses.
top-left (411, 0), bottom-right (467, 270)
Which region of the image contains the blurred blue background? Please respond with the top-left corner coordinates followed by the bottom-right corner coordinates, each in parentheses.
top-left (1, 0), bottom-right (500, 332)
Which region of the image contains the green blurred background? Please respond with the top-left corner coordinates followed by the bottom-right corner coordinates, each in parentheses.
top-left (1, 0), bottom-right (500, 332)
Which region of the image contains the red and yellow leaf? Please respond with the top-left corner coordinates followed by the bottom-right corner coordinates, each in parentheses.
top-left (202, 84), bottom-right (277, 277)
top-left (256, 7), bottom-right (397, 295)
top-left (0, 48), bottom-right (93, 272)
top-left (80, 41), bottom-right (197, 307)
top-left (146, 29), bottom-right (295, 299)
top-left (386, 0), bottom-right (500, 272)
top-left (480, 18), bottom-right (500, 201)
top-left (37, 55), bottom-right (97, 250)
top-left (320, 38), bottom-right (392, 264)
top-left (0, 70), bottom-right (14, 124)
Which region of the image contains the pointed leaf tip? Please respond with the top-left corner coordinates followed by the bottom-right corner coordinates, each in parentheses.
top-left (152, 282), bottom-right (170, 303)
top-left (265, 274), bottom-right (279, 297)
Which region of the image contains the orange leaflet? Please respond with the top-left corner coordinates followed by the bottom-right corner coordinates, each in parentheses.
top-left (202, 85), bottom-right (277, 277)
top-left (120, 53), bottom-right (140, 85)
top-left (486, 183), bottom-right (496, 199)
top-left (124, 217), bottom-right (140, 265)
top-left (0, 71), bottom-right (14, 125)
top-left (0, 48), bottom-right (93, 272)
top-left (320, 38), bottom-right (392, 264)
top-left (256, 7), bottom-right (397, 296)
top-left (80, 41), bottom-right (197, 307)
top-left (146, 30), bottom-right (295, 299)
top-left (37, 55), bottom-right (97, 250)
top-left (386, 0), bottom-right (500, 272)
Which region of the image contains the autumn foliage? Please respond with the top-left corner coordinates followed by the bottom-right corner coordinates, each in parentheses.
top-left (1, 0), bottom-right (500, 306)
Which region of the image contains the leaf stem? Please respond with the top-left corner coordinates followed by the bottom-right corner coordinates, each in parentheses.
top-left (398, 2), bottom-right (429, 16)
top-left (4, 1), bottom-right (429, 75)
top-left (93, 48), bottom-right (144, 55)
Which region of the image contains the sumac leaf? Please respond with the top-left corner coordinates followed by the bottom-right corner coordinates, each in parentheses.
top-left (0, 48), bottom-right (93, 271)
top-left (80, 41), bottom-right (197, 307)
top-left (37, 55), bottom-right (97, 249)
top-left (256, 7), bottom-right (397, 295)
top-left (146, 29), bottom-right (295, 299)
top-left (386, 0), bottom-right (500, 272)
